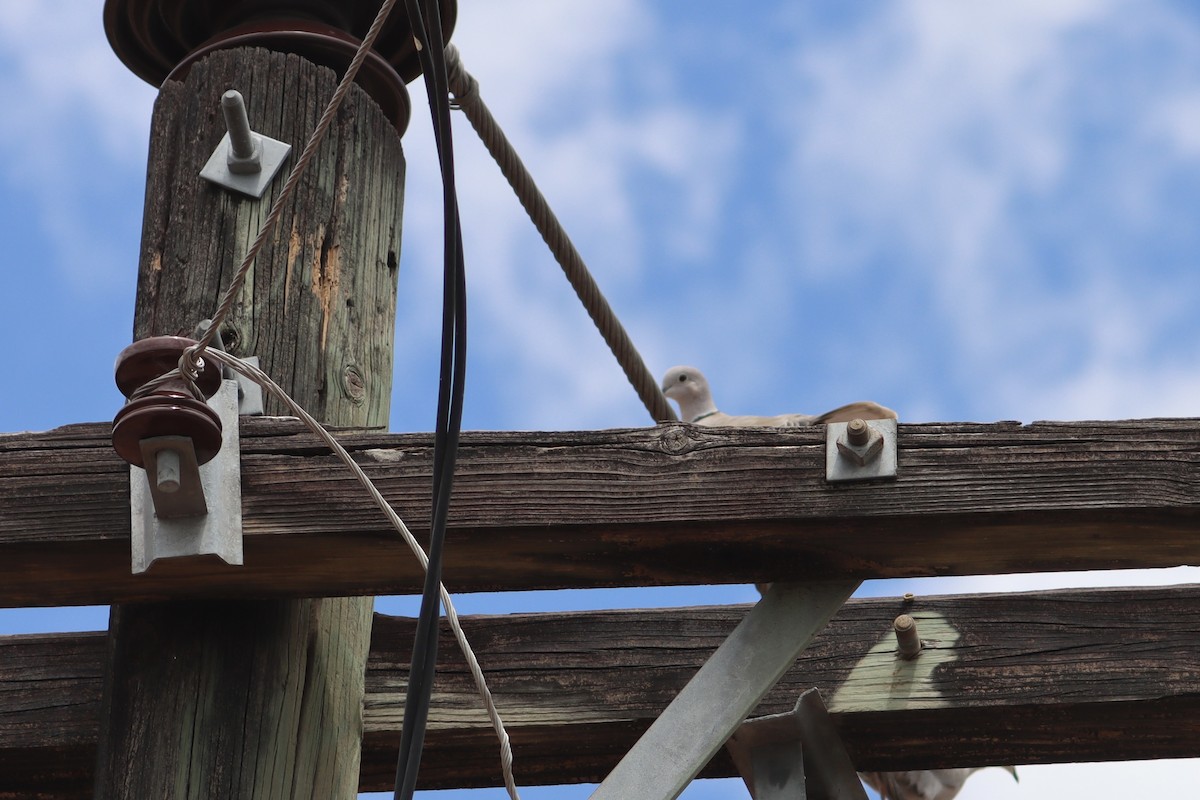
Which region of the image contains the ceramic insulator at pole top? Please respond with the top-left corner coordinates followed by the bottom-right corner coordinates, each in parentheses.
top-left (103, 0), bottom-right (463, 135)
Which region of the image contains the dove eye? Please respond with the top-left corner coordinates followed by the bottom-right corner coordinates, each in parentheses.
top-left (678, 374), bottom-right (687, 382)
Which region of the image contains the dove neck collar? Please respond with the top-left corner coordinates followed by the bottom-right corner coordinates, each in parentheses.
top-left (690, 410), bottom-right (718, 423)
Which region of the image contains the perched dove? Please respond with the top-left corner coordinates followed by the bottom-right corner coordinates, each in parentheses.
top-left (860, 766), bottom-right (1019, 800)
top-left (661, 365), bottom-right (897, 426)
top-left (662, 368), bottom-right (1015, 799)
top-left (663, 364), bottom-right (895, 600)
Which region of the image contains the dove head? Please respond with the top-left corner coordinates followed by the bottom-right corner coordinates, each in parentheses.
top-left (661, 365), bottom-right (718, 423)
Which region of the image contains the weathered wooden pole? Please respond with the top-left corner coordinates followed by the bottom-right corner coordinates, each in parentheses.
top-left (94, 7), bottom-right (416, 794)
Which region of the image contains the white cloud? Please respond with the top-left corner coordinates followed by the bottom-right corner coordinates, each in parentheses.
top-left (0, 1), bottom-right (154, 290)
top-left (0, 3), bottom-right (152, 172)
top-left (394, 0), bottom-right (741, 430)
top-left (869, 566), bottom-right (1200, 599)
top-left (778, 0), bottom-right (1200, 422)
top-left (1150, 89), bottom-right (1200, 158)
top-left (789, 2), bottom-right (1089, 270)
top-left (989, 761), bottom-right (1199, 800)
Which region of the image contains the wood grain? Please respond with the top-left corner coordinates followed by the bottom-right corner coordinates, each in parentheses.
top-left (3, 417), bottom-right (1200, 606)
top-left (2, 586), bottom-right (1198, 796)
top-left (91, 47), bottom-right (403, 800)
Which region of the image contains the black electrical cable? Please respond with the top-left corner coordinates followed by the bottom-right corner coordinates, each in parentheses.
top-left (394, 0), bottom-right (468, 798)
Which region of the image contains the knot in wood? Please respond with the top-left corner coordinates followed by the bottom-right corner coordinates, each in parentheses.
top-left (657, 424), bottom-right (695, 455)
top-left (342, 365), bottom-right (366, 405)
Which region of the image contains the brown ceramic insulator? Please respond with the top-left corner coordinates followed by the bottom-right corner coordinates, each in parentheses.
top-left (103, 0), bottom-right (458, 134)
top-left (171, 20), bottom-right (413, 133)
top-left (112, 395), bottom-right (224, 468)
top-left (112, 336), bottom-right (225, 468)
top-left (113, 336), bottom-right (223, 399)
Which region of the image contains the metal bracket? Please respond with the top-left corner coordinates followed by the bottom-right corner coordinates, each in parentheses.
top-left (726, 689), bottom-right (868, 800)
top-left (230, 355), bottom-right (264, 416)
top-left (130, 379), bottom-right (243, 574)
top-left (825, 418), bottom-right (897, 482)
top-left (199, 89), bottom-right (291, 198)
top-left (194, 319), bottom-right (264, 416)
top-left (588, 581), bottom-right (860, 800)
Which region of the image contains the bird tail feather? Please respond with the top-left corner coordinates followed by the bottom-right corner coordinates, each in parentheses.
top-left (814, 401), bottom-right (898, 424)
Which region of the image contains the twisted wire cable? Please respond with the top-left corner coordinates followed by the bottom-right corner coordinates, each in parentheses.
top-left (158, 1), bottom-right (520, 791)
top-left (183, 0), bottom-right (401, 375)
top-left (444, 45), bottom-right (678, 424)
top-left (206, 350), bottom-right (519, 798)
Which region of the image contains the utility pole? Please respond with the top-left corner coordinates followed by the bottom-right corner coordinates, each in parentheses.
top-left (95, 4), bottom-right (418, 794)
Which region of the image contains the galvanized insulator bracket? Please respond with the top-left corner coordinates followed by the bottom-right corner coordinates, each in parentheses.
top-left (825, 417), bottom-right (898, 482)
top-left (725, 688), bottom-right (868, 800)
top-left (194, 319), bottom-right (264, 416)
top-left (130, 379), bottom-right (243, 574)
top-left (199, 89), bottom-right (291, 198)
top-left (229, 355), bottom-right (264, 416)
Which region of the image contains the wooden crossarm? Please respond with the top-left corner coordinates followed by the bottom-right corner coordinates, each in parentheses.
top-left (2, 585), bottom-right (1199, 795)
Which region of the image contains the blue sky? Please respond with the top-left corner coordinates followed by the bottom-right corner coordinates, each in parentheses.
top-left (3, 1), bottom-right (1200, 798)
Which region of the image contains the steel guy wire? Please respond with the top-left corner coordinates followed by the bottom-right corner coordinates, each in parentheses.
top-left (444, 44), bottom-right (678, 425)
top-left (205, 348), bottom-right (518, 797)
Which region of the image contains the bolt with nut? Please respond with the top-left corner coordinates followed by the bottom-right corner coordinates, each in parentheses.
top-left (836, 417), bottom-right (884, 466)
top-left (893, 614), bottom-right (922, 659)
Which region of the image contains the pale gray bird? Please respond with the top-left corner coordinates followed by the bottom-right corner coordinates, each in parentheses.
top-left (663, 363), bottom-right (895, 600)
top-left (860, 766), bottom-right (1019, 800)
top-left (661, 365), bottom-right (897, 426)
top-left (662, 368), bottom-right (1016, 799)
